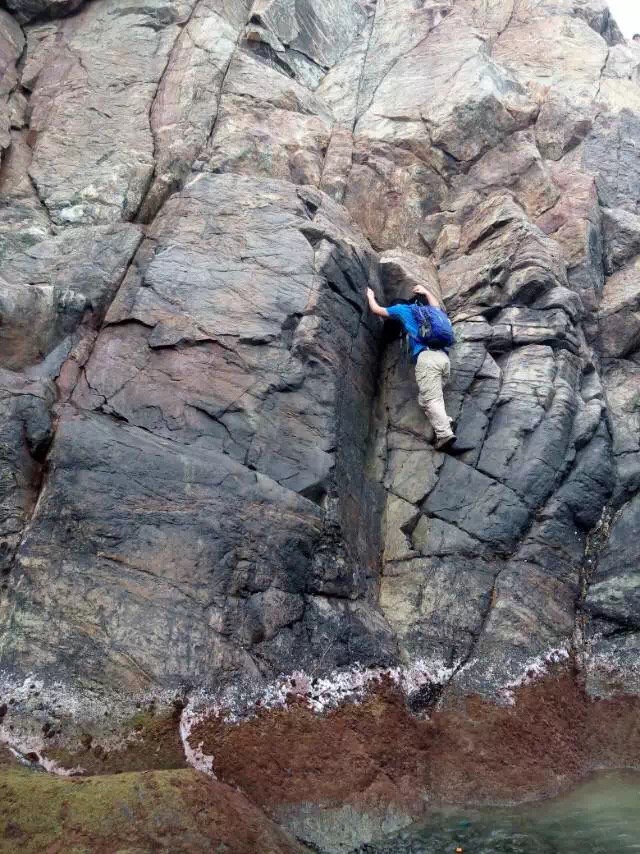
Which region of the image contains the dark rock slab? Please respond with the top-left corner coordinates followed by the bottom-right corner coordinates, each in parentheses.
top-left (424, 456), bottom-right (531, 553)
top-left (585, 494), bottom-right (640, 628)
top-left (0, 408), bottom-right (325, 689)
top-left (0, 369), bottom-right (54, 574)
top-left (0, 224), bottom-right (141, 370)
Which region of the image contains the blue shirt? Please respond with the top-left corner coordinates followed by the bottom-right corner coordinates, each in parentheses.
top-left (387, 304), bottom-right (428, 361)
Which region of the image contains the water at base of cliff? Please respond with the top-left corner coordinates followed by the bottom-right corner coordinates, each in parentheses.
top-left (359, 771), bottom-right (640, 853)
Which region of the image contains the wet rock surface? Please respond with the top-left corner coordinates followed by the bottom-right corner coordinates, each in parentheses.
top-left (0, 0), bottom-right (638, 850)
top-left (188, 672), bottom-right (640, 853)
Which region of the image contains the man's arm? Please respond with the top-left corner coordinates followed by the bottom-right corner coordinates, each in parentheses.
top-left (412, 284), bottom-right (440, 307)
top-left (367, 287), bottom-right (390, 318)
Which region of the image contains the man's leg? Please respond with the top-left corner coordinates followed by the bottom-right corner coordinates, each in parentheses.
top-left (415, 351), bottom-right (455, 443)
top-left (423, 396), bottom-right (453, 439)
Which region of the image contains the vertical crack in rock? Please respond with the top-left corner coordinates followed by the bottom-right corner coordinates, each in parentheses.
top-left (0, 373), bottom-right (55, 582)
top-left (134, 0), bottom-right (202, 223)
top-left (137, 0), bottom-right (254, 222)
top-left (200, 16), bottom-right (248, 152)
top-left (359, 12), bottom-right (454, 127)
top-left (575, 503), bottom-right (615, 656)
top-left (351, 0), bottom-right (378, 130)
top-left (2, 454), bottom-right (50, 585)
top-left (593, 45), bottom-right (611, 104)
top-left (486, 0), bottom-right (519, 53)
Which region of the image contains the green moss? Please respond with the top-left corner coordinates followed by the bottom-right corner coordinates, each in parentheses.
top-left (0, 766), bottom-right (299, 853)
top-left (0, 767), bottom-right (187, 851)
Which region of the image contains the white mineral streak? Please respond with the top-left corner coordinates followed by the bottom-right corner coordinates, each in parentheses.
top-left (178, 658), bottom-right (461, 774)
top-left (179, 702), bottom-right (216, 777)
top-left (500, 647), bottom-right (571, 705)
top-left (185, 657), bottom-right (459, 725)
top-left (0, 650), bottom-right (575, 777)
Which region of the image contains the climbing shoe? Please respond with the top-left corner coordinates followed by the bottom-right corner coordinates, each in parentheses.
top-left (434, 433), bottom-right (456, 451)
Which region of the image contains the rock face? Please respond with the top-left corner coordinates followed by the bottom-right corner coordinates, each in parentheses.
top-left (0, 0), bottom-right (639, 849)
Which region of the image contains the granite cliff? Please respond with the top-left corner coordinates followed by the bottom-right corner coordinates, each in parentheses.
top-left (0, 0), bottom-right (639, 850)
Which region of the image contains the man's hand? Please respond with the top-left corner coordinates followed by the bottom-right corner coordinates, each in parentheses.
top-left (366, 287), bottom-right (390, 318)
top-left (412, 284), bottom-right (439, 307)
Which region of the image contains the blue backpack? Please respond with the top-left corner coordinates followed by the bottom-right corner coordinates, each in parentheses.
top-left (411, 304), bottom-right (455, 349)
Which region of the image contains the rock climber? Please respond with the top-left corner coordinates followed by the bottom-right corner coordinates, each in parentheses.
top-left (366, 284), bottom-right (457, 451)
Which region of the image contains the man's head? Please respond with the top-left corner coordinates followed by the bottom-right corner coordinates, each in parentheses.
top-left (395, 294), bottom-right (428, 307)
top-left (634, 33), bottom-right (640, 43)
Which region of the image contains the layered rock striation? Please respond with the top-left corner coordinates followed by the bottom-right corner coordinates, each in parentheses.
top-left (0, 0), bottom-right (639, 849)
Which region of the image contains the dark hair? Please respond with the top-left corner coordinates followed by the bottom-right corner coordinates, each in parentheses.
top-left (393, 294), bottom-right (428, 306)
top-left (634, 33), bottom-right (640, 40)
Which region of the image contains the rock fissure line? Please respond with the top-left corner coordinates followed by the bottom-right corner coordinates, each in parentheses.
top-left (351, 1), bottom-right (377, 131)
top-left (134, 0), bottom-right (203, 222)
top-left (200, 17), bottom-right (248, 151)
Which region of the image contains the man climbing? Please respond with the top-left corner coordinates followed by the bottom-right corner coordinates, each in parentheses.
top-left (366, 284), bottom-right (456, 451)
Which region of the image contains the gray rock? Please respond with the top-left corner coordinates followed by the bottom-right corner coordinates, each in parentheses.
top-left (380, 556), bottom-right (497, 668)
top-left (603, 358), bottom-right (640, 494)
top-left (438, 197), bottom-right (568, 314)
top-left (26, 0), bottom-right (197, 225)
top-left (384, 448), bottom-right (443, 506)
top-left (249, 0), bottom-right (368, 86)
top-left (345, 140), bottom-right (449, 253)
top-left (0, 369), bottom-right (54, 574)
top-left (573, 0), bottom-right (624, 45)
top-left (585, 629), bottom-right (640, 698)
top-left (0, 10), bottom-right (24, 155)
top-left (3, 0), bottom-right (84, 24)
top-left (602, 206), bottom-right (640, 273)
top-left (477, 346), bottom-right (580, 509)
top-left (319, 127), bottom-right (354, 203)
top-left (462, 131), bottom-right (560, 218)
top-left (0, 224), bottom-right (142, 370)
top-left (0, 408), bottom-right (322, 686)
top-left (605, 43), bottom-right (640, 84)
top-left (74, 174), bottom-right (377, 508)
top-left (358, 17), bottom-right (536, 163)
top-left (424, 456), bottom-right (531, 552)
top-left (493, 10), bottom-right (608, 98)
top-left (138, 0), bottom-right (251, 221)
top-left (535, 90), bottom-right (593, 161)
top-left (314, 16), bottom-right (372, 127)
top-left (382, 494), bottom-right (419, 564)
top-left (379, 249), bottom-right (441, 303)
top-left (451, 563), bottom-right (578, 698)
top-left (584, 110), bottom-right (640, 215)
top-left (585, 494), bottom-right (640, 628)
top-left (0, 131), bottom-right (50, 246)
top-left (598, 258), bottom-right (640, 358)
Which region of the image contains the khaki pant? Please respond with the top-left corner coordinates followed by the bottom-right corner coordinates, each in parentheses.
top-left (415, 349), bottom-right (453, 441)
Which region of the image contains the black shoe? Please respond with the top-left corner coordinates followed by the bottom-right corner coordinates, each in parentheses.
top-left (434, 433), bottom-right (456, 451)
